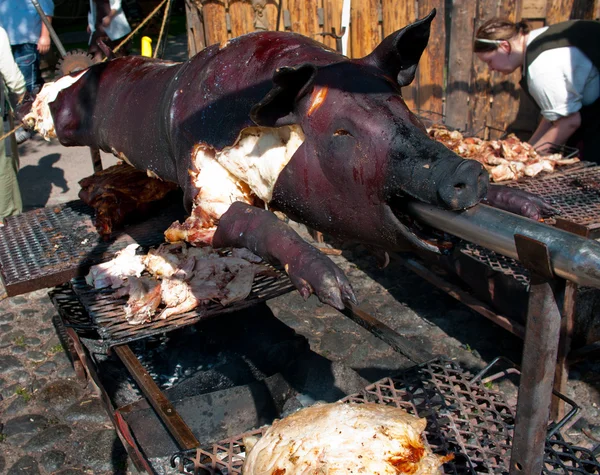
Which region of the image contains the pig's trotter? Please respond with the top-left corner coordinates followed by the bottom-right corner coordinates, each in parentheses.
top-left (484, 184), bottom-right (559, 221)
top-left (213, 202), bottom-right (357, 310)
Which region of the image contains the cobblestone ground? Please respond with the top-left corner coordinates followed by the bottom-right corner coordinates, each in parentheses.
top-left (0, 288), bottom-right (138, 475)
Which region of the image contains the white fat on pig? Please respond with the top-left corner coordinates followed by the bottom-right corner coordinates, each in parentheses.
top-left (214, 125), bottom-right (304, 202)
top-left (22, 72), bottom-right (86, 140)
top-left (165, 125), bottom-right (304, 245)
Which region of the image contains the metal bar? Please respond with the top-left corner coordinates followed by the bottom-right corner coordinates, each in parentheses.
top-left (28, 0), bottom-right (67, 58)
top-left (509, 237), bottom-right (562, 475)
top-left (113, 344), bottom-right (200, 450)
top-left (342, 302), bottom-right (433, 364)
top-left (407, 201), bottom-right (600, 289)
top-left (550, 219), bottom-right (587, 420)
top-left (90, 147), bottom-right (103, 173)
top-left (395, 254), bottom-right (526, 338)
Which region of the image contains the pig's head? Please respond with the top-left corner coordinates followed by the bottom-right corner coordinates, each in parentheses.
top-left (252, 9), bottom-right (489, 253)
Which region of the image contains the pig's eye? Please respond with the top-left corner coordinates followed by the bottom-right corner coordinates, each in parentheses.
top-left (334, 129), bottom-right (353, 137)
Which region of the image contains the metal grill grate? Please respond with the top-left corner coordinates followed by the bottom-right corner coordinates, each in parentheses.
top-left (506, 165), bottom-right (600, 230)
top-left (0, 198), bottom-right (185, 296)
top-left (67, 266), bottom-right (295, 347)
top-left (172, 359), bottom-right (600, 474)
top-left (460, 243), bottom-right (530, 287)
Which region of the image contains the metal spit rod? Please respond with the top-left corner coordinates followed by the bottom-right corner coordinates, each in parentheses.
top-left (29, 0), bottom-right (67, 58)
top-left (407, 201), bottom-right (600, 289)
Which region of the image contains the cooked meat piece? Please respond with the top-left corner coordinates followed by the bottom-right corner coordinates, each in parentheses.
top-left (221, 264), bottom-right (256, 305)
top-left (427, 125), bottom-right (579, 182)
top-left (242, 402), bottom-right (451, 474)
top-left (121, 276), bottom-right (162, 325)
top-left (85, 243), bottom-right (145, 289)
top-left (79, 163), bottom-right (178, 240)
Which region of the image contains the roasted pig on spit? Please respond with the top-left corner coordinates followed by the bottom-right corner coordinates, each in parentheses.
top-left (78, 163), bottom-right (178, 240)
top-left (427, 124), bottom-right (579, 182)
top-left (86, 243), bottom-right (268, 324)
top-left (242, 401), bottom-right (452, 474)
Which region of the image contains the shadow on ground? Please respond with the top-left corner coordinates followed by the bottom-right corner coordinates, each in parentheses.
top-left (19, 153), bottom-right (70, 210)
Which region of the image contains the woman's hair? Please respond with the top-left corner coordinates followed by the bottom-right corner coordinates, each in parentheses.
top-left (473, 18), bottom-right (531, 52)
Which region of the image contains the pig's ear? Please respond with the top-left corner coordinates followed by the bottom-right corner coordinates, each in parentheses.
top-left (361, 8), bottom-right (436, 87)
top-left (251, 63), bottom-right (317, 127)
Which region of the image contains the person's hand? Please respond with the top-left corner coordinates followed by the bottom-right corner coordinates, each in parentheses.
top-left (38, 35), bottom-right (51, 55)
top-left (102, 15), bottom-right (113, 27)
top-left (87, 24), bottom-right (91, 34)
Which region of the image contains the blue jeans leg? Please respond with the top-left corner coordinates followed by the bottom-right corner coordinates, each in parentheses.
top-left (11, 44), bottom-right (40, 93)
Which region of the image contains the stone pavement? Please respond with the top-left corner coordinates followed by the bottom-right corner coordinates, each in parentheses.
top-left (1, 33), bottom-right (600, 475)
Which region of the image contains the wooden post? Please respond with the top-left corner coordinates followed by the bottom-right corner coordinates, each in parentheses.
top-left (287, 0), bottom-right (319, 37)
top-left (349, 0), bottom-right (380, 58)
top-left (185, 0), bottom-right (206, 57)
top-left (446, 0), bottom-right (477, 131)
top-left (202, 0), bottom-right (229, 46)
top-left (415, 0), bottom-right (445, 115)
top-left (322, 0), bottom-right (343, 51)
top-left (229, 0), bottom-right (254, 37)
top-left (382, 0), bottom-right (417, 109)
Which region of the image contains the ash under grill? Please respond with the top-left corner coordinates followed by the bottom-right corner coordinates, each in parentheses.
top-left (54, 267), bottom-right (294, 347)
top-left (173, 359), bottom-right (600, 475)
top-left (0, 197), bottom-right (186, 296)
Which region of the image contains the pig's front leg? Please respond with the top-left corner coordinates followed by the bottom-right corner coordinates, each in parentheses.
top-left (483, 184), bottom-right (559, 220)
top-left (213, 202), bottom-right (357, 310)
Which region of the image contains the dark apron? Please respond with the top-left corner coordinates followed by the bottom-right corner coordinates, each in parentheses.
top-left (519, 20), bottom-right (600, 163)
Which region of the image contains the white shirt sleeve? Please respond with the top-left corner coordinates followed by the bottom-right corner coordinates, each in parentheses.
top-left (527, 47), bottom-right (599, 122)
top-left (0, 27), bottom-right (26, 95)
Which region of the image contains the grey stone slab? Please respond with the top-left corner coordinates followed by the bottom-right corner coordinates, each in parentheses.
top-left (26, 350), bottom-right (46, 363)
top-left (40, 450), bottom-right (66, 472)
top-left (36, 380), bottom-right (83, 412)
top-left (64, 397), bottom-right (110, 424)
top-left (23, 337), bottom-right (41, 347)
top-left (23, 424), bottom-right (72, 452)
top-left (0, 354), bottom-right (23, 373)
top-left (3, 414), bottom-right (50, 437)
top-left (0, 312), bottom-right (15, 323)
top-left (34, 361), bottom-right (57, 376)
top-left (7, 455), bottom-right (40, 475)
top-left (76, 429), bottom-right (128, 472)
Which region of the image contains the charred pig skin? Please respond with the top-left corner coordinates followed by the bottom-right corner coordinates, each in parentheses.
top-left (19, 9), bottom-right (546, 309)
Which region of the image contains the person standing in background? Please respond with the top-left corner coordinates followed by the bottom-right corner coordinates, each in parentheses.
top-left (0, 0), bottom-right (54, 144)
top-left (474, 18), bottom-right (600, 163)
top-left (0, 26), bottom-right (26, 223)
top-left (88, 0), bottom-right (131, 62)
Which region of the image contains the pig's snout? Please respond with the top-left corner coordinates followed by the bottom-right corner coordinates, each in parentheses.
top-left (437, 159), bottom-right (488, 210)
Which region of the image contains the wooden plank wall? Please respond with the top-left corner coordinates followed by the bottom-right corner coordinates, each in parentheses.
top-left (194, 0), bottom-right (600, 138)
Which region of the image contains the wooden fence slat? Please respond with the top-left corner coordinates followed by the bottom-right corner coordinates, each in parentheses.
top-left (446, 0), bottom-right (477, 131)
top-left (382, 0), bottom-right (417, 110)
top-left (287, 0), bottom-right (320, 37)
top-left (264, 0), bottom-right (279, 30)
top-left (202, 1), bottom-right (229, 46)
top-left (228, 0), bottom-right (254, 38)
top-left (485, 0), bottom-right (523, 138)
top-left (415, 0), bottom-right (445, 115)
top-left (322, 0), bottom-right (344, 51)
top-left (350, 0), bottom-right (381, 58)
top-left (469, 0), bottom-right (497, 136)
top-left (185, 0), bottom-right (206, 57)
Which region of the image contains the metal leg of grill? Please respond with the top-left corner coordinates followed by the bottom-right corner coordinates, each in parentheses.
top-left (509, 235), bottom-right (562, 475)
